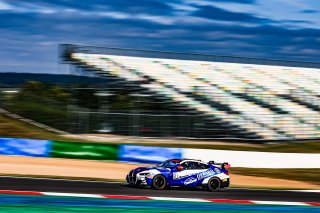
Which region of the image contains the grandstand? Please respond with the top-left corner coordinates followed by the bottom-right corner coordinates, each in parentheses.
top-left (61, 44), bottom-right (320, 141)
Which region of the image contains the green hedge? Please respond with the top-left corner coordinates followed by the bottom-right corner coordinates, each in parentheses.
top-left (50, 141), bottom-right (119, 160)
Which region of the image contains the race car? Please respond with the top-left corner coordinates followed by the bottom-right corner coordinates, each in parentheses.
top-left (126, 159), bottom-right (230, 191)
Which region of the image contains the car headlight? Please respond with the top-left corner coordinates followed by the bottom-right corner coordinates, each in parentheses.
top-left (139, 172), bottom-right (153, 176)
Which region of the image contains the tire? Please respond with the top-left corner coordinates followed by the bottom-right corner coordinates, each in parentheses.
top-left (126, 175), bottom-right (130, 184)
top-left (207, 177), bottom-right (221, 192)
top-left (151, 175), bottom-right (167, 190)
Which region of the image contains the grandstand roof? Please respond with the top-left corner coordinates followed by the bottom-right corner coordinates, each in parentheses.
top-left (61, 44), bottom-right (320, 69)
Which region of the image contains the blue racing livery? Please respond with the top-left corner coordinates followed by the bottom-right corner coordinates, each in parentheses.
top-left (126, 159), bottom-right (230, 191)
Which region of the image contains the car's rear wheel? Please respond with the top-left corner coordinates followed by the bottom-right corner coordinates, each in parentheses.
top-left (151, 175), bottom-right (167, 190)
top-left (207, 177), bottom-right (221, 192)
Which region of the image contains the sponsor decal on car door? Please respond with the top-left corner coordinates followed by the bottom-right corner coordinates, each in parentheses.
top-left (173, 161), bottom-right (211, 185)
top-left (173, 169), bottom-right (207, 185)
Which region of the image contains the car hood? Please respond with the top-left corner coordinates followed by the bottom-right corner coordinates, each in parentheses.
top-left (133, 166), bottom-right (171, 173)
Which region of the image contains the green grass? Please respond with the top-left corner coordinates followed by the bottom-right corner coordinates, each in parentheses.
top-left (231, 168), bottom-right (320, 185)
top-left (0, 114), bottom-right (65, 141)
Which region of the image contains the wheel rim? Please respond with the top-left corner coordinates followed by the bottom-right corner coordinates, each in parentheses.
top-left (209, 179), bottom-right (220, 191)
top-left (154, 177), bottom-right (165, 189)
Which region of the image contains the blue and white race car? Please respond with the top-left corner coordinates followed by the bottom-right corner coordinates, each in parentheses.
top-left (126, 159), bottom-right (230, 191)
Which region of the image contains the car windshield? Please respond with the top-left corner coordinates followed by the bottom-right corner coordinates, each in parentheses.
top-left (157, 159), bottom-right (181, 168)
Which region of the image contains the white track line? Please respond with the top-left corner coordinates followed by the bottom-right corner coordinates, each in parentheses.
top-left (150, 197), bottom-right (210, 202)
top-left (43, 192), bottom-right (104, 198)
top-left (252, 200), bottom-right (309, 206)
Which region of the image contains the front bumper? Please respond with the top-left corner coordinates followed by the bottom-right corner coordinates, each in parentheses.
top-left (127, 171), bottom-right (149, 185)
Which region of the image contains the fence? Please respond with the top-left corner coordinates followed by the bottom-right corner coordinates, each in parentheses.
top-left (68, 111), bottom-right (228, 138)
top-left (67, 111), bottom-right (320, 141)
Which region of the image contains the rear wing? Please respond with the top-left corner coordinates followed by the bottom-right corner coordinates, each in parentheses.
top-left (208, 161), bottom-right (230, 170)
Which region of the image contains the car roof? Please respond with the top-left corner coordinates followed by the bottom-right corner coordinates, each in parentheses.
top-left (168, 158), bottom-right (206, 164)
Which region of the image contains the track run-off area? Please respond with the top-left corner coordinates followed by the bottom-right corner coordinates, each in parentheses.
top-left (0, 176), bottom-right (319, 212)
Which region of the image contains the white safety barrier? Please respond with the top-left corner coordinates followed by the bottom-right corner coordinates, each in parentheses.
top-left (182, 149), bottom-right (320, 168)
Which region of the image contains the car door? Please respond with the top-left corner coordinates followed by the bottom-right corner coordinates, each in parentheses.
top-left (172, 161), bottom-right (209, 186)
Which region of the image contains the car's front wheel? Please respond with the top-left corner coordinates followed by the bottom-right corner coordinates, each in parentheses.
top-left (206, 177), bottom-right (221, 192)
top-left (151, 175), bottom-right (167, 190)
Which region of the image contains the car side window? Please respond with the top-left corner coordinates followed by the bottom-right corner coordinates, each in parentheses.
top-left (197, 163), bottom-right (210, 169)
top-left (180, 162), bottom-right (190, 170)
top-left (189, 162), bottom-right (199, 170)
top-left (181, 162), bottom-right (207, 170)
top-left (180, 162), bottom-right (195, 170)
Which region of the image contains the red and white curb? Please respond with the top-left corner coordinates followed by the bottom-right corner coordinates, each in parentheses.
top-left (0, 189), bottom-right (318, 206)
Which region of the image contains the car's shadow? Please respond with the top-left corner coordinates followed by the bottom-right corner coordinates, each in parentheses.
top-left (120, 183), bottom-right (226, 193)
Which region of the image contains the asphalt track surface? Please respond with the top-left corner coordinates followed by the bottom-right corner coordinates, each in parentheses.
top-left (0, 176), bottom-right (319, 202)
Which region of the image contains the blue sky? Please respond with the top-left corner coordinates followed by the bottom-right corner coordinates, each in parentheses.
top-left (0, 0), bottom-right (319, 73)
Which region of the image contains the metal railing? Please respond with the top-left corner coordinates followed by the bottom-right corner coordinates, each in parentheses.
top-left (66, 111), bottom-right (320, 141)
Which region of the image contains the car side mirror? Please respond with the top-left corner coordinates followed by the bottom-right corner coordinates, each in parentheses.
top-left (176, 165), bottom-right (183, 171)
